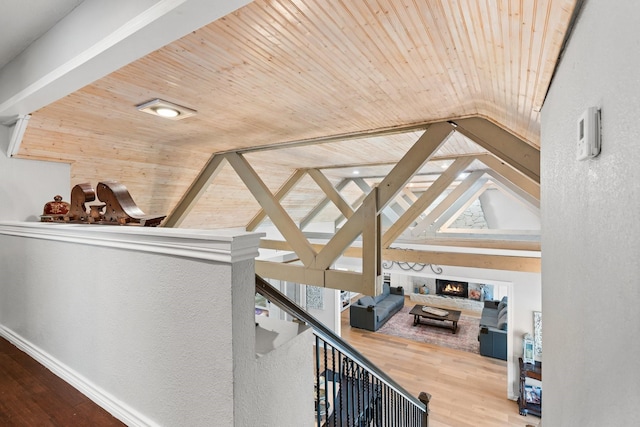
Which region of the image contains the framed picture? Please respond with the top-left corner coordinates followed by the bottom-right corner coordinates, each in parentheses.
top-left (533, 311), bottom-right (542, 357)
top-left (523, 333), bottom-right (535, 364)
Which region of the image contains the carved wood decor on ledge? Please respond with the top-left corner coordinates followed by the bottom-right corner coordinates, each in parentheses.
top-left (40, 181), bottom-right (166, 227)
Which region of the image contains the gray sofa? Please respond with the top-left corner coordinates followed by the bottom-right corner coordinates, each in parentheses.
top-left (349, 283), bottom-right (405, 331)
top-left (478, 296), bottom-right (508, 360)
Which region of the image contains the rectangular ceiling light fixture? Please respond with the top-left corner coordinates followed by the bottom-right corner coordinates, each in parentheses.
top-left (136, 99), bottom-right (197, 120)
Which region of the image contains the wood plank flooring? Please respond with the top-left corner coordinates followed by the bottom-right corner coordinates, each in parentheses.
top-left (1, 297), bottom-right (539, 427)
top-left (340, 297), bottom-right (541, 427)
top-left (0, 337), bottom-right (124, 427)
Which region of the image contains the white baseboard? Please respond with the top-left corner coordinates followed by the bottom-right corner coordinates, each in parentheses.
top-left (0, 325), bottom-right (157, 427)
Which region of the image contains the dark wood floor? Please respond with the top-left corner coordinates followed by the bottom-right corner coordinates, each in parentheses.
top-left (0, 337), bottom-right (124, 427)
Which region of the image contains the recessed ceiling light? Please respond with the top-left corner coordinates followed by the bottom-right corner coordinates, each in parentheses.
top-left (136, 99), bottom-right (197, 120)
top-left (155, 107), bottom-right (179, 118)
top-left (353, 170), bottom-right (360, 175)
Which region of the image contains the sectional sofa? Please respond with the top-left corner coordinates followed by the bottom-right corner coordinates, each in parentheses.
top-left (478, 296), bottom-right (508, 360)
top-left (349, 283), bottom-right (405, 331)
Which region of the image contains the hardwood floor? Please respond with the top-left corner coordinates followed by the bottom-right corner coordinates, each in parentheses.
top-left (0, 337), bottom-right (124, 427)
top-left (1, 298), bottom-right (539, 427)
top-left (340, 297), bottom-right (541, 427)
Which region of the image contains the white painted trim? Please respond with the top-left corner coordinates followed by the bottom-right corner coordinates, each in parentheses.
top-left (0, 221), bottom-right (264, 263)
top-left (0, 0), bottom-right (252, 120)
top-left (4, 114), bottom-right (30, 157)
top-left (0, 326), bottom-right (157, 427)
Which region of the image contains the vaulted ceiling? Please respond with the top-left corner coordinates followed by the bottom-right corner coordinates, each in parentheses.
top-left (2, 1), bottom-right (580, 280)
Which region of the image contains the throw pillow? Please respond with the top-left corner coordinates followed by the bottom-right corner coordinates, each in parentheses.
top-left (497, 311), bottom-right (508, 330)
top-left (359, 295), bottom-right (376, 307)
top-left (382, 283), bottom-right (390, 295)
top-left (498, 305), bottom-right (508, 319)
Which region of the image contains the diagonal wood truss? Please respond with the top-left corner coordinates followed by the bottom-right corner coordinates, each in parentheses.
top-left (164, 118), bottom-right (541, 295)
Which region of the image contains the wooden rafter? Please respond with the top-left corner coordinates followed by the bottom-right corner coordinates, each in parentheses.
top-left (477, 154), bottom-right (540, 201)
top-left (299, 178), bottom-right (350, 230)
top-left (487, 179), bottom-right (540, 216)
top-left (352, 178), bottom-right (398, 223)
top-left (485, 169), bottom-right (540, 210)
top-left (402, 188), bottom-right (419, 203)
top-left (246, 168), bottom-right (307, 231)
top-left (162, 118), bottom-right (541, 291)
top-left (335, 189), bottom-right (368, 229)
top-left (382, 156), bottom-right (474, 248)
top-left (361, 187), bottom-right (382, 295)
top-left (393, 193), bottom-right (412, 211)
top-left (258, 239), bottom-right (540, 274)
top-left (453, 118), bottom-right (541, 184)
top-left (307, 168), bottom-right (354, 220)
top-left (313, 122), bottom-right (455, 270)
top-left (163, 154), bottom-right (227, 227)
top-left (439, 182), bottom-right (493, 231)
top-left (225, 152), bottom-right (317, 267)
top-left (411, 170), bottom-right (487, 237)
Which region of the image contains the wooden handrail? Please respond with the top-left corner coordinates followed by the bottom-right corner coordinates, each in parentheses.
top-left (255, 274), bottom-right (430, 423)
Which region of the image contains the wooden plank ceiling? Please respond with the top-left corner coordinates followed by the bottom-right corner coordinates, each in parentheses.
top-left (17, 0), bottom-right (576, 233)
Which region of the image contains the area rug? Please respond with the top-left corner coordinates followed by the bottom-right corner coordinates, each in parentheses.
top-left (376, 305), bottom-right (480, 354)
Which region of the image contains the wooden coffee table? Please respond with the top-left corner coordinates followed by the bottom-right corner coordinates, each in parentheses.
top-left (409, 304), bottom-right (461, 334)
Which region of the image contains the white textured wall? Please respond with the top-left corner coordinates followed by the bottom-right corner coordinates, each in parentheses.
top-left (479, 188), bottom-right (540, 230)
top-left (0, 233), bottom-right (236, 426)
top-left (306, 287), bottom-right (341, 334)
top-left (255, 319), bottom-right (314, 427)
top-left (0, 224), bottom-right (315, 426)
top-left (541, 1), bottom-right (640, 425)
top-left (0, 154), bottom-right (69, 221)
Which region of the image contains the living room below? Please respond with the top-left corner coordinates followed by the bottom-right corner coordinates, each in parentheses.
top-left (339, 295), bottom-right (540, 427)
top-left (330, 257), bottom-right (541, 401)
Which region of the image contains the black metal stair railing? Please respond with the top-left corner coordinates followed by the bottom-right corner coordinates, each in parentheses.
top-left (256, 275), bottom-right (431, 427)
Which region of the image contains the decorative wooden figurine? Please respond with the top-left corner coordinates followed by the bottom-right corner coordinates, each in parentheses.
top-left (68, 183), bottom-right (96, 222)
top-left (40, 181), bottom-right (165, 227)
top-left (96, 181), bottom-right (166, 226)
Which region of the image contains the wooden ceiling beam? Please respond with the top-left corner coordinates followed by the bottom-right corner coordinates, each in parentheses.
top-left (313, 122), bottom-right (455, 270)
top-left (382, 156), bottom-right (474, 248)
top-left (453, 118), bottom-right (541, 183)
top-left (163, 154), bottom-right (227, 228)
top-left (478, 154), bottom-right (540, 201)
top-left (375, 122), bottom-right (456, 212)
top-left (411, 170), bottom-right (487, 237)
top-left (260, 238), bottom-right (541, 255)
top-left (402, 188), bottom-right (419, 203)
top-left (300, 178), bottom-right (350, 230)
top-left (246, 168), bottom-right (307, 231)
top-left (334, 190), bottom-right (368, 229)
top-left (307, 168), bottom-right (354, 220)
top-left (225, 152), bottom-right (317, 267)
top-left (258, 239), bottom-right (540, 276)
top-left (351, 177), bottom-right (398, 224)
top-left (361, 187), bottom-right (382, 295)
top-left (439, 182), bottom-right (493, 231)
top-left (487, 172), bottom-right (541, 212)
top-left (255, 261), bottom-right (364, 292)
top-left (383, 247), bottom-right (540, 273)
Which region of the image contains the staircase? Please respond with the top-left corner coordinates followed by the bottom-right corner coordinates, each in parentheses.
top-left (256, 275), bottom-right (431, 426)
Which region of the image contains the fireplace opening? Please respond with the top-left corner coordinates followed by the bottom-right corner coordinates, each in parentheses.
top-left (436, 279), bottom-right (469, 298)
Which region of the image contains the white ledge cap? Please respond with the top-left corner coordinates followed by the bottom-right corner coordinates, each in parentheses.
top-left (0, 221), bottom-right (265, 264)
